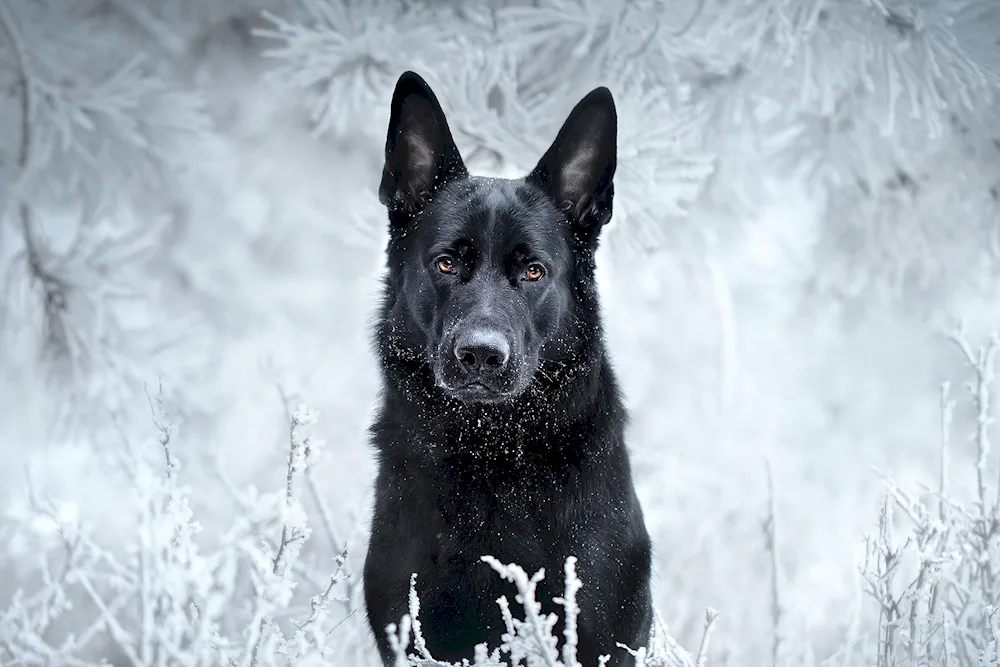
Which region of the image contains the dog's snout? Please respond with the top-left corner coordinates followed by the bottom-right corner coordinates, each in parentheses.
top-left (454, 329), bottom-right (511, 373)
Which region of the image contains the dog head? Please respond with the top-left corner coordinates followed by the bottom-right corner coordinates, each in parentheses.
top-left (378, 71), bottom-right (616, 405)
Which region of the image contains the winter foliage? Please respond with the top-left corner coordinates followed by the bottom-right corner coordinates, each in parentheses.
top-left (1, 0), bottom-right (1000, 665)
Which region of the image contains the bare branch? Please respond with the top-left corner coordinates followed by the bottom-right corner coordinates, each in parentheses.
top-left (762, 460), bottom-right (782, 667)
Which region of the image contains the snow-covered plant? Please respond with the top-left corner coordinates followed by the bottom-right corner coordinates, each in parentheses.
top-left (0, 392), bottom-right (356, 666)
top-left (382, 555), bottom-right (718, 667)
top-left (861, 327), bottom-right (1000, 667)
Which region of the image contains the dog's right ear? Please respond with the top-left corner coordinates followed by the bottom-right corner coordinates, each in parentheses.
top-left (379, 71), bottom-right (467, 214)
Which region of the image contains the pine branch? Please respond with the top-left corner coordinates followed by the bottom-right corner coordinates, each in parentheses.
top-left (105, 0), bottom-right (187, 57)
top-left (255, 1), bottom-right (460, 138)
top-left (0, 1), bottom-right (70, 361)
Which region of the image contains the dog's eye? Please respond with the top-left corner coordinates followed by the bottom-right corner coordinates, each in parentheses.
top-left (436, 256), bottom-right (457, 274)
top-left (523, 263), bottom-right (546, 281)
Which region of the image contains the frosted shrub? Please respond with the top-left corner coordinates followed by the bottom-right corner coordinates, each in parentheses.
top-left (5, 340), bottom-right (1000, 667)
top-left (861, 328), bottom-right (1000, 667)
top-left (382, 555), bottom-right (717, 667)
top-left (0, 395), bottom-right (354, 666)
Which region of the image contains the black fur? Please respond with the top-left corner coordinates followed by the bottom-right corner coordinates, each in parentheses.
top-left (364, 71), bottom-right (653, 667)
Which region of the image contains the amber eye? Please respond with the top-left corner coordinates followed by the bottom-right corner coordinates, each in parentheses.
top-left (436, 256), bottom-right (457, 274)
top-left (524, 263), bottom-right (545, 281)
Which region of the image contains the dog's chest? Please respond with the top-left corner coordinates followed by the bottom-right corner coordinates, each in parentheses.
top-left (430, 471), bottom-right (551, 567)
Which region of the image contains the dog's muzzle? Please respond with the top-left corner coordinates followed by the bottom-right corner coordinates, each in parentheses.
top-left (437, 324), bottom-right (523, 403)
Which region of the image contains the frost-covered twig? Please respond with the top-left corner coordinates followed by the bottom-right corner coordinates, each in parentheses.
top-left (553, 557), bottom-right (583, 667)
top-left (939, 381), bottom-right (955, 522)
top-left (623, 606), bottom-right (717, 667)
top-left (386, 615), bottom-right (413, 667)
top-left (406, 573), bottom-right (432, 661)
top-left (694, 609), bottom-right (719, 667)
top-left (862, 497), bottom-right (903, 667)
top-left (946, 326), bottom-right (1000, 513)
top-left (272, 382), bottom-right (345, 559)
top-left (145, 381), bottom-right (177, 479)
top-left (481, 556), bottom-right (562, 667)
top-left (983, 606), bottom-right (1000, 667)
top-left (244, 403), bottom-right (317, 667)
top-left (762, 460), bottom-right (782, 667)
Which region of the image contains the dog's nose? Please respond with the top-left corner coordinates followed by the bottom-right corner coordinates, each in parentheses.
top-left (454, 329), bottom-right (510, 373)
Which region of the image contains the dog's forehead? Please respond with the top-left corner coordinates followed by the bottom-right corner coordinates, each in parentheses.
top-left (423, 177), bottom-right (569, 257)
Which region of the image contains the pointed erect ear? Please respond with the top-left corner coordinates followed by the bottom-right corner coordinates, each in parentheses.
top-left (526, 87), bottom-right (617, 229)
top-left (379, 71), bottom-right (467, 213)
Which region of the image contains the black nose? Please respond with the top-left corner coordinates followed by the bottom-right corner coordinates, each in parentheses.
top-left (454, 329), bottom-right (511, 374)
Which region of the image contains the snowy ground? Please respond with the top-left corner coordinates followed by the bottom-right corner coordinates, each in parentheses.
top-left (2, 12), bottom-right (998, 667)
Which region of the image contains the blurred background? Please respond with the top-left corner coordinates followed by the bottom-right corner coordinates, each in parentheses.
top-left (1, 1), bottom-right (999, 665)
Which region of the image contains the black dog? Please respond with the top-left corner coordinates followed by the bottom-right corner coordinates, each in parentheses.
top-left (363, 71), bottom-right (653, 667)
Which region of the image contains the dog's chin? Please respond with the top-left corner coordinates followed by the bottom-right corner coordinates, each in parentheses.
top-left (433, 368), bottom-right (530, 405)
top-left (446, 381), bottom-right (514, 405)
top-left (432, 354), bottom-right (538, 405)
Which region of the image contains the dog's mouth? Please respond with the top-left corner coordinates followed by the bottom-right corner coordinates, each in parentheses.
top-left (445, 381), bottom-right (512, 404)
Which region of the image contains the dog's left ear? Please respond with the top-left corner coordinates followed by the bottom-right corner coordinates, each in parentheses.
top-left (379, 71), bottom-right (467, 213)
top-left (527, 87), bottom-right (617, 231)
